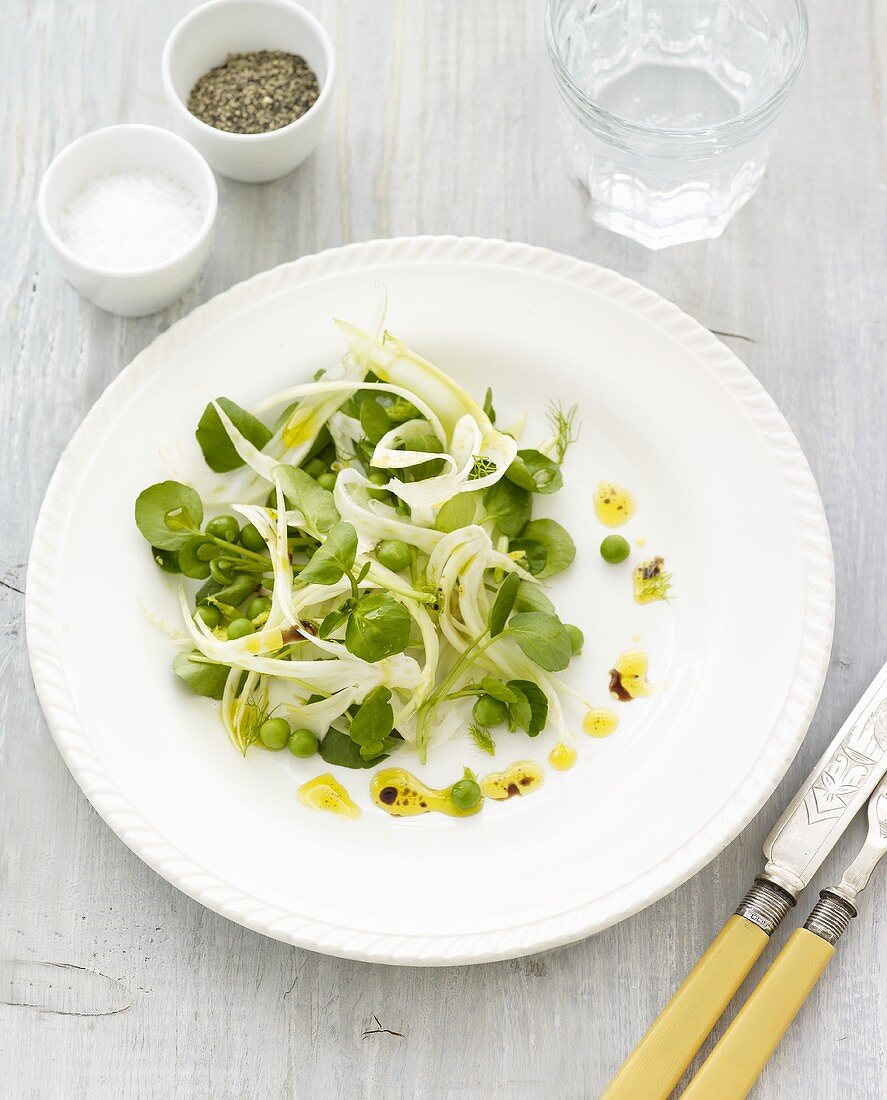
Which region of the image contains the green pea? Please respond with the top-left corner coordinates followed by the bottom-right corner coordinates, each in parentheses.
top-left (376, 539), bottom-right (411, 572)
top-left (472, 695), bottom-right (509, 728)
top-left (450, 778), bottom-right (482, 811)
top-left (240, 523), bottom-right (266, 553)
top-left (565, 624), bottom-right (584, 656)
top-left (304, 458), bottom-right (326, 479)
top-left (287, 728), bottom-right (319, 757)
top-left (367, 468), bottom-right (388, 486)
top-left (194, 603), bottom-right (221, 629)
top-left (206, 515), bottom-right (240, 543)
top-left (316, 472), bottom-right (337, 491)
top-left (259, 716), bottom-right (290, 750)
top-left (227, 617), bottom-right (254, 640)
top-left (600, 534), bottom-right (631, 564)
top-left (178, 536), bottom-right (212, 580)
top-left (247, 596), bottom-right (272, 621)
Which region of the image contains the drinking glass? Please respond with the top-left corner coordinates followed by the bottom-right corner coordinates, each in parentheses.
top-left (545, 0), bottom-right (808, 248)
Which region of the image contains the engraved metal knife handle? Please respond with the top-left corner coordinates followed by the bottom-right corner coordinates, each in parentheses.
top-left (762, 668), bottom-right (887, 898)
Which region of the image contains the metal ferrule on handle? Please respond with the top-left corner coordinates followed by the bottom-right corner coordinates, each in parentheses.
top-left (601, 878), bottom-right (793, 1100)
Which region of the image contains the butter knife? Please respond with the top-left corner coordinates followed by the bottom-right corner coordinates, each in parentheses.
top-left (603, 659), bottom-right (887, 1100)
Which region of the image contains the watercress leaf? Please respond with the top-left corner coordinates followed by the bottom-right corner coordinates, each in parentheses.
top-left (399, 430), bottom-right (443, 454)
top-left (478, 676), bottom-right (519, 706)
top-left (514, 449), bottom-right (563, 495)
top-left (399, 431), bottom-right (445, 483)
top-left (483, 477), bottom-right (531, 538)
top-left (385, 395), bottom-right (421, 424)
top-left (219, 573), bottom-right (259, 602)
top-left (135, 481), bottom-right (204, 550)
top-left (513, 579), bottom-right (555, 614)
top-left (195, 397), bottom-right (272, 473)
top-left (504, 682), bottom-right (533, 732)
top-left (359, 398), bottom-right (391, 445)
top-left (152, 546), bottom-right (182, 574)
top-left (520, 519), bottom-right (576, 579)
top-left (318, 727), bottom-right (389, 769)
top-left (483, 386), bottom-right (496, 424)
top-left (359, 739), bottom-right (387, 758)
top-left (349, 686), bottom-right (394, 746)
top-left (506, 612), bottom-right (573, 672)
top-left (178, 535), bottom-right (212, 580)
top-left (172, 652), bottom-right (230, 700)
top-left (195, 577), bottom-right (222, 604)
top-left (489, 572), bottom-right (520, 637)
top-left (435, 493), bottom-right (479, 533)
top-left (503, 455), bottom-right (537, 492)
top-left (509, 537), bottom-right (547, 576)
top-left (376, 731), bottom-right (404, 754)
top-left (300, 521), bottom-right (358, 585)
top-left (274, 464), bottom-right (340, 534)
top-left (345, 591), bottom-right (412, 662)
top-left (507, 679), bottom-right (549, 735)
top-left (319, 606), bottom-right (351, 639)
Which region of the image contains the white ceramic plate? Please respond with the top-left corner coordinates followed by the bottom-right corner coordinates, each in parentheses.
top-left (27, 238), bottom-right (834, 965)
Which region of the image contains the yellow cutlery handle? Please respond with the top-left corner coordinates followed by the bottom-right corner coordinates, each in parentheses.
top-left (681, 928), bottom-right (834, 1100)
top-left (602, 915), bottom-right (770, 1100)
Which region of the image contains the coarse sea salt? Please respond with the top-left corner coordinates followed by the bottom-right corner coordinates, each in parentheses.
top-left (58, 170), bottom-right (204, 271)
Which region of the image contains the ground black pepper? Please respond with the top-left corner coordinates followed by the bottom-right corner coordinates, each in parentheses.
top-left (187, 50), bottom-right (320, 134)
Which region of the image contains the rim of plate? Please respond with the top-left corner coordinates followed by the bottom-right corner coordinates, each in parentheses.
top-left (26, 236), bottom-right (835, 965)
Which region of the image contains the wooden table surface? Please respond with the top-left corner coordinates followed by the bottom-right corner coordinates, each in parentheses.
top-left (2, 1), bottom-right (885, 1096)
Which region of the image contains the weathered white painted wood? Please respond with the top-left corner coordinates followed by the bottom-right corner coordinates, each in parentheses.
top-left (1, 0), bottom-right (885, 1096)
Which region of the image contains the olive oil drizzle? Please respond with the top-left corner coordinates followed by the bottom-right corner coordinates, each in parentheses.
top-left (608, 650), bottom-right (651, 701)
top-left (370, 762), bottom-right (546, 816)
top-left (594, 481), bottom-right (635, 527)
top-left (583, 708), bottom-right (619, 737)
top-left (297, 773), bottom-right (360, 818)
top-left (548, 741), bottom-right (577, 770)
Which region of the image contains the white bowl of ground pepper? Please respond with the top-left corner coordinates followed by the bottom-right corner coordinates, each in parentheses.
top-left (161, 0), bottom-right (335, 183)
top-left (38, 124), bottom-right (217, 317)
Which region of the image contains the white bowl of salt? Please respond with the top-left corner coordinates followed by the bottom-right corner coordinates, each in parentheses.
top-left (38, 124), bottom-right (217, 317)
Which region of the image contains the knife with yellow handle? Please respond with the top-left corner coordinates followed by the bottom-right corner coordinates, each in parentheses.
top-left (682, 771), bottom-right (887, 1099)
top-left (603, 661), bottom-right (887, 1100)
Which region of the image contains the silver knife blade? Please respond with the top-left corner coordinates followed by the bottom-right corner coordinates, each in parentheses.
top-left (762, 659), bottom-right (887, 898)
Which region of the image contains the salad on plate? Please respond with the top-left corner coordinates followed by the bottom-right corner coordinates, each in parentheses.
top-left (135, 308), bottom-right (588, 815)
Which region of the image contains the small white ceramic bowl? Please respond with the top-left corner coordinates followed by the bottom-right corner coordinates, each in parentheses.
top-left (38, 124), bottom-right (217, 317)
top-left (161, 0), bottom-right (335, 183)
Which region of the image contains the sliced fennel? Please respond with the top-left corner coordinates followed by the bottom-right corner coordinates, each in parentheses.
top-left (134, 314), bottom-right (581, 768)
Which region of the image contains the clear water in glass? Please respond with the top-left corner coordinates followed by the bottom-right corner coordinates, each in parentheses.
top-left (546, 0), bottom-right (808, 248)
